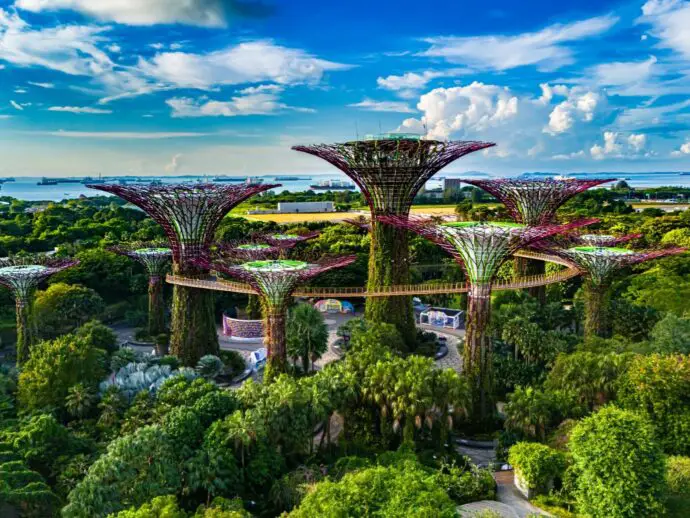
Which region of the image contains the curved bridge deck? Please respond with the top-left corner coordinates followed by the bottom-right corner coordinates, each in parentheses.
top-left (166, 250), bottom-right (580, 297)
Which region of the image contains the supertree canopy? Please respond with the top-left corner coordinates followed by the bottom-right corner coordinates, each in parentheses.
top-left (198, 256), bottom-right (356, 377)
top-left (293, 135), bottom-right (494, 342)
top-left (89, 182), bottom-right (277, 365)
top-left (0, 256), bottom-right (78, 364)
top-left (264, 232), bottom-right (320, 248)
top-left (110, 244), bottom-right (172, 339)
top-left (575, 233), bottom-right (642, 247)
top-left (217, 242), bottom-right (285, 261)
top-left (380, 216), bottom-right (595, 419)
top-left (553, 244), bottom-right (685, 338)
top-left (461, 178), bottom-right (614, 301)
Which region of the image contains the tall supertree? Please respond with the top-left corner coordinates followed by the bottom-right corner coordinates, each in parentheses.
top-left (293, 136), bottom-right (494, 342)
top-left (197, 256), bottom-right (356, 377)
top-left (110, 244), bottom-right (172, 339)
top-left (0, 256), bottom-right (78, 364)
top-left (462, 178), bottom-right (614, 300)
top-left (89, 183), bottom-right (277, 365)
top-left (547, 243), bottom-right (685, 338)
top-left (379, 216), bottom-right (595, 419)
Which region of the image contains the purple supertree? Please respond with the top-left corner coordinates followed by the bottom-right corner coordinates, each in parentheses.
top-left (343, 217), bottom-right (372, 232)
top-left (293, 135), bottom-right (494, 342)
top-left (542, 240), bottom-right (686, 338)
top-left (197, 255), bottom-right (356, 377)
top-left (215, 241), bottom-right (285, 261)
top-left (461, 178), bottom-right (614, 301)
top-left (89, 183), bottom-right (278, 365)
top-left (0, 256), bottom-right (78, 364)
top-left (379, 215), bottom-right (596, 419)
top-left (110, 243), bottom-right (171, 339)
top-left (264, 231), bottom-right (320, 249)
top-left (574, 233), bottom-right (642, 247)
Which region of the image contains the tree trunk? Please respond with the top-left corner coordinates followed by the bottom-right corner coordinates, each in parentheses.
top-left (464, 283), bottom-right (494, 422)
top-left (584, 282), bottom-right (611, 339)
top-left (169, 263), bottom-right (218, 366)
top-left (365, 218), bottom-right (415, 346)
top-left (15, 299), bottom-right (36, 365)
top-left (148, 275), bottom-right (166, 337)
top-left (514, 256), bottom-right (546, 303)
top-left (264, 307), bottom-right (288, 380)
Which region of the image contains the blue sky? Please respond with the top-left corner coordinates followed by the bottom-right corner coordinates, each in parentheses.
top-left (1, 0), bottom-right (690, 176)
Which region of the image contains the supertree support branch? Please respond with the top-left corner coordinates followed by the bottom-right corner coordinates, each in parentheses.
top-left (462, 178), bottom-right (614, 302)
top-left (214, 241), bottom-right (285, 262)
top-left (543, 244), bottom-right (686, 338)
top-left (379, 215), bottom-right (597, 420)
top-left (0, 256), bottom-right (78, 364)
top-left (197, 256), bottom-right (356, 379)
top-left (574, 233), bottom-right (642, 247)
top-left (343, 217), bottom-right (372, 232)
top-left (109, 243), bottom-right (172, 340)
top-left (89, 183), bottom-right (279, 366)
top-left (264, 231), bottom-right (320, 248)
top-left (293, 137), bottom-right (494, 343)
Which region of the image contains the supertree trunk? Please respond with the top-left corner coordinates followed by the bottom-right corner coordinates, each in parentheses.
top-left (147, 276), bottom-right (166, 339)
top-left (264, 307), bottom-right (288, 381)
top-left (584, 282), bottom-right (611, 339)
top-left (170, 264), bottom-right (218, 366)
top-left (15, 299), bottom-right (36, 365)
top-left (365, 220), bottom-right (415, 345)
top-left (464, 283), bottom-right (494, 421)
top-left (514, 257), bottom-right (546, 303)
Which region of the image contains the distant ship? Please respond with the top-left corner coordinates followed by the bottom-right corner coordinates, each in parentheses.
top-left (82, 175), bottom-right (105, 185)
top-left (274, 176), bottom-right (310, 181)
top-left (245, 177), bottom-right (264, 186)
top-left (37, 177), bottom-right (58, 186)
top-left (0, 177), bottom-right (15, 183)
top-left (309, 179), bottom-right (355, 190)
top-left (212, 176), bottom-right (245, 182)
top-left (680, 172), bottom-right (690, 176)
top-left (57, 178), bottom-right (82, 184)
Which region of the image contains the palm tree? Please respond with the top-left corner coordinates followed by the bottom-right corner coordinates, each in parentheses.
top-left (504, 386), bottom-right (552, 440)
top-left (65, 383), bottom-right (97, 419)
top-left (286, 304), bottom-right (329, 372)
top-left (225, 409), bottom-right (262, 483)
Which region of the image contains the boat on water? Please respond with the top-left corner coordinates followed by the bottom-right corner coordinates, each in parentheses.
top-left (82, 175), bottom-right (105, 185)
top-left (245, 177), bottom-right (264, 186)
top-left (680, 172), bottom-right (690, 176)
top-left (309, 179), bottom-right (355, 190)
top-left (274, 176), bottom-right (310, 181)
top-left (212, 176), bottom-right (246, 182)
top-left (37, 177), bottom-right (58, 186)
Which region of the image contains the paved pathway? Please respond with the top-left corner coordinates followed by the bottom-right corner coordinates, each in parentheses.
top-left (494, 471), bottom-right (551, 517)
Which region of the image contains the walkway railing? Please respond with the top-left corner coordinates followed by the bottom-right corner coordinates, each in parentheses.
top-left (166, 250), bottom-right (580, 297)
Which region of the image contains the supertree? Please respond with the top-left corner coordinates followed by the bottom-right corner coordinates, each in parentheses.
top-left (89, 183), bottom-right (277, 365)
top-left (264, 232), bottom-right (320, 248)
top-left (293, 135), bottom-right (494, 342)
top-left (462, 178), bottom-right (614, 300)
top-left (216, 242), bottom-right (285, 261)
top-left (546, 243), bottom-right (685, 338)
top-left (379, 216), bottom-right (595, 419)
top-left (575, 233), bottom-right (641, 247)
top-left (110, 244), bottom-right (172, 339)
top-left (0, 256), bottom-right (78, 364)
top-left (197, 255), bottom-right (356, 377)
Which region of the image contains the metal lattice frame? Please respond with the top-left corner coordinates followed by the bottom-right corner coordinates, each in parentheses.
top-left (0, 256), bottom-right (78, 363)
top-left (110, 243), bottom-right (172, 278)
top-left (89, 183), bottom-right (278, 269)
top-left (264, 232), bottom-right (320, 248)
top-left (214, 241), bottom-right (286, 262)
top-left (293, 139), bottom-right (495, 215)
top-left (462, 178), bottom-right (614, 225)
top-left (575, 233), bottom-right (642, 248)
top-left (343, 217), bottom-right (372, 231)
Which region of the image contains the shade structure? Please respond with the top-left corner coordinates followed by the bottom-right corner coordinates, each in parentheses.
top-left (89, 183), bottom-right (278, 365)
top-left (293, 136), bottom-right (494, 343)
top-left (380, 215), bottom-right (596, 420)
top-left (110, 243), bottom-right (172, 339)
top-left (0, 256), bottom-right (78, 364)
top-left (197, 256), bottom-right (356, 378)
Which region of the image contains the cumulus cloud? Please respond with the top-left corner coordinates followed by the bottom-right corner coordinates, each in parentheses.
top-left (166, 84), bottom-right (314, 117)
top-left (376, 68), bottom-right (470, 98)
top-left (544, 86), bottom-right (602, 134)
top-left (420, 14), bottom-right (617, 71)
top-left (671, 140), bottom-right (690, 156)
top-left (590, 132), bottom-right (647, 159)
top-left (348, 99), bottom-right (415, 113)
top-left (48, 106), bottom-right (112, 114)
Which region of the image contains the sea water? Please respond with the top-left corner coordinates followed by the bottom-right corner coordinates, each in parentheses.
top-left (3, 172), bottom-right (690, 202)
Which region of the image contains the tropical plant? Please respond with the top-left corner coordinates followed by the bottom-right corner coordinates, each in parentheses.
top-left (110, 346), bottom-right (141, 371)
top-left (33, 282), bottom-right (105, 337)
top-left (286, 303), bottom-right (329, 372)
top-left (100, 362), bottom-right (198, 402)
top-left (666, 456), bottom-right (690, 495)
top-left (196, 355), bottom-right (224, 379)
top-left (75, 319), bottom-right (119, 355)
top-left (65, 382), bottom-right (98, 419)
top-left (649, 313), bottom-right (690, 354)
top-left (508, 442), bottom-right (566, 490)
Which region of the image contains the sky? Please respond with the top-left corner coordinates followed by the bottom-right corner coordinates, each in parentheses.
top-left (1, 0), bottom-right (690, 176)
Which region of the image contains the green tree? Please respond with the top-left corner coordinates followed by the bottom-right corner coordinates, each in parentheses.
top-left (75, 319), bottom-right (118, 354)
top-left (33, 282), bottom-right (105, 338)
top-left (569, 406), bottom-right (666, 518)
top-left (649, 313), bottom-right (690, 354)
top-left (65, 382), bottom-right (98, 419)
top-left (286, 303), bottom-right (329, 372)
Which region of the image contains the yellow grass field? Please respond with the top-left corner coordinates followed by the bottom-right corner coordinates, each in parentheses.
top-left (233, 205), bottom-right (462, 224)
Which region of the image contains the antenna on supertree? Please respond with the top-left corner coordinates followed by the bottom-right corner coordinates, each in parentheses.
top-left (196, 255), bottom-right (356, 378)
top-left (544, 242), bottom-right (685, 338)
top-left (379, 215), bottom-right (596, 420)
top-left (293, 135), bottom-right (494, 342)
top-left (0, 255), bottom-right (78, 364)
top-left (461, 178), bottom-right (614, 301)
top-left (110, 243), bottom-right (172, 340)
top-left (89, 182), bottom-right (278, 365)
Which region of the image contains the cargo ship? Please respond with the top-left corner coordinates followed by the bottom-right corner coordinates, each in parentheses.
top-left (212, 176), bottom-right (246, 182)
top-left (309, 179), bottom-right (355, 190)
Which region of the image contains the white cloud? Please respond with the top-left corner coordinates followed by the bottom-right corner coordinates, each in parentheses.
top-left (420, 14), bottom-right (618, 71)
top-left (150, 43), bottom-right (164, 50)
top-left (591, 132), bottom-right (647, 159)
top-left (628, 133), bottom-right (647, 152)
top-left (30, 130), bottom-right (209, 139)
top-left (10, 100), bottom-right (23, 110)
top-left (0, 114), bottom-right (12, 119)
top-left (639, 0), bottom-right (690, 59)
top-left (14, 88), bottom-right (26, 94)
top-left (545, 86), bottom-right (602, 134)
top-left (48, 106), bottom-right (113, 114)
top-left (15, 0), bottom-right (228, 27)
top-left (671, 140), bottom-right (690, 155)
top-left (552, 150), bottom-right (586, 160)
top-left (615, 98), bottom-right (690, 129)
top-left (169, 43), bottom-right (183, 50)
top-left (27, 81), bottom-right (54, 88)
top-left (348, 99), bottom-right (415, 113)
top-left (139, 41), bottom-right (351, 90)
top-left (376, 68), bottom-right (470, 97)
top-left (107, 43), bottom-right (121, 53)
top-left (165, 153), bottom-right (183, 172)
top-left (166, 84), bottom-right (315, 117)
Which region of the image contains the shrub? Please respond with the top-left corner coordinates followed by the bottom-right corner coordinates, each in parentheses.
top-left (667, 456), bottom-right (690, 495)
top-left (0, 459), bottom-right (59, 517)
top-left (33, 282), bottom-right (105, 338)
top-left (219, 350), bottom-right (246, 378)
top-left (569, 406), bottom-right (666, 518)
top-left (508, 442), bottom-right (565, 490)
top-left (110, 346), bottom-right (140, 371)
top-left (196, 355), bottom-right (224, 379)
top-left (75, 319), bottom-right (118, 355)
top-left (18, 335), bottom-right (107, 412)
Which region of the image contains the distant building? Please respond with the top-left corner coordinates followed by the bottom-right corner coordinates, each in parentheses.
top-left (277, 201), bottom-right (335, 213)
